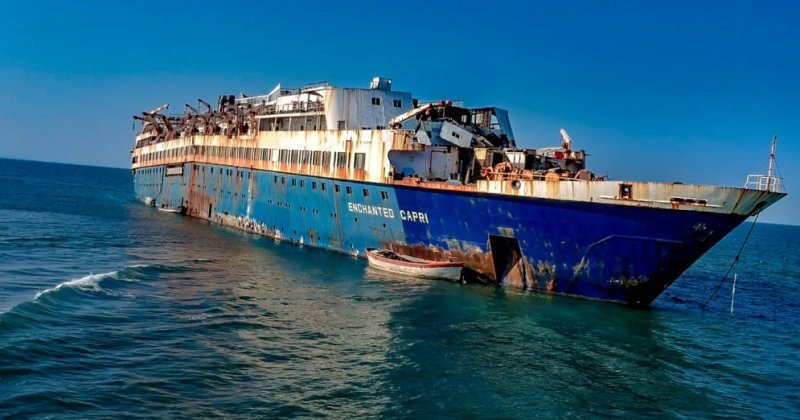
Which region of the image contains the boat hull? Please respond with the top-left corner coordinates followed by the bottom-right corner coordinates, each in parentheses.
top-left (366, 248), bottom-right (463, 280)
top-left (133, 162), bottom-right (777, 306)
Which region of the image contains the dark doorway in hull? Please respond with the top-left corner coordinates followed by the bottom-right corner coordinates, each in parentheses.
top-left (488, 234), bottom-right (525, 287)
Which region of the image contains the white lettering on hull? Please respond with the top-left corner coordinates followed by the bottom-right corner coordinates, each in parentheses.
top-left (399, 210), bottom-right (429, 224)
top-left (347, 202), bottom-right (395, 219)
top-left (346, 202), bottom-right (430, 224)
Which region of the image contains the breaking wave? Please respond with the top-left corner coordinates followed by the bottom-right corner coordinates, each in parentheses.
top-left (0, 261), bottom-right (209, 320)
top-left (33, 271), bottom-right (117, 300)
top-left (26, 259), bottom-right (213, 305)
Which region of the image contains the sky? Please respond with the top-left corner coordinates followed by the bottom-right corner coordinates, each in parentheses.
top-left (0, 0), bottom-right (797, 224)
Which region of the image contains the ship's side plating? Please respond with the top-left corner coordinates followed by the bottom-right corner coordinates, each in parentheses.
top-left (131, 77), bottom-right (785, 306)
top-left (133, 159), bottom-right (778, 306)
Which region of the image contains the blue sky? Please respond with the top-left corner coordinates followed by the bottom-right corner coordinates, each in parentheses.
top-left (1, 0), bottom-right (797, 224)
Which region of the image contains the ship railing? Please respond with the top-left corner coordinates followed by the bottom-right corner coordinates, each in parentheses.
top-left (486, 172), bottom-right (588, 182)
top-left (744, 174), bottom-right (783, 192)
top-left (302, 81), bottom-right (331, 90)
top-left (255, 101), bottom-right (325, 116)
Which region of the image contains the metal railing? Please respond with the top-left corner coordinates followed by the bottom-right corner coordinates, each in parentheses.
top-left (744, 174), bottom-right (783, 192)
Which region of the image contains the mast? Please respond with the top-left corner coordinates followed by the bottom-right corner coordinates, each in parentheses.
top-left (767, 136), bottom-right (777, 192)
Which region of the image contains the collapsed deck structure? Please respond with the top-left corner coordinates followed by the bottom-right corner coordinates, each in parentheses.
top-left (131, 77), bottom-right (785, 306)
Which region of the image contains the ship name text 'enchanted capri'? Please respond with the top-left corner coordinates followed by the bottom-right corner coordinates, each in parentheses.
top-left (131, 77), bottom-right (785, 306)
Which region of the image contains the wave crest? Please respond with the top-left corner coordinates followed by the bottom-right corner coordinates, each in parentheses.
top-left (34, 271), bottom-right (118, 300)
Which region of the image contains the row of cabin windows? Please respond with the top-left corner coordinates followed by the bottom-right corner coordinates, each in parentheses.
top-left (136, 146), bottom-right (368, 170)
top-left (254, 116), bottom-right (396, 132)
top-left (258, 115), bottom-right (327, 132)
top-left (136, 146), bottom-right (194, 163)
top-left (271, 175), bottom-right (391, 200)
top-left (137, 164), bottom-right (390, 201)
top-left (139, 167), bottom-right (163, 175)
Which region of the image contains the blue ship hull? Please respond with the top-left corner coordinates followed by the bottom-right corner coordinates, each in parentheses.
top-left (134, 162), bottom-right (747, 306)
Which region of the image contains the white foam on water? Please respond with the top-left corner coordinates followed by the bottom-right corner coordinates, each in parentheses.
top-left (34, 271), bottom-right (118, 300)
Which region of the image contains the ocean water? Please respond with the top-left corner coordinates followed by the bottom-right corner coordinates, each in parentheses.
top-left (0, 157), bottom-right (798, 418)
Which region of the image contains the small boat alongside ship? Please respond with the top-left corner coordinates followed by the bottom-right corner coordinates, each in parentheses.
top-left (366, 248), bottom-right (463, 281)
top-left (157, 206), bottom-right (186, 215)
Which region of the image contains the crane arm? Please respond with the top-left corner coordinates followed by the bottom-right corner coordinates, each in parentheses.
top-left (389, 104), bottom-right (431, 127)
top-left (198, 99), bottom-right (213, 112)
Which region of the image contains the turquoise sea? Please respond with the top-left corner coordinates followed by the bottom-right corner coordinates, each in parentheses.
top-left (0, 157), bottom-right (798, 418)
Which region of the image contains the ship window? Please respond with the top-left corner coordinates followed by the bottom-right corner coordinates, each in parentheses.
top-left (291, 178), bottom-right (296, 187)
top-left (337, 120), bottom-right (345, 130)
top-left (393, 99), bottom-right (402, 108)
top-left (362, 189), bottom-right (370, 198)
top-left (354, 153), bottom-right (366, 170)
top-left (274, 175), bottom-right (277, 184)
top-left (312, 181), bottom-right (317, 190)
top-left (322, 151), bottom-right (331, 166)
top-left (300, 180), bottom-right (305, 188)
top-left (619, 183), bottom-right (633, 200)
top-left (381, 191), bottom-right (389, 200)
top-left (321, 183), bottom-right (327, 191)
top-left (346, 186), bottom-right (352, 195)
top-left (334, 184), bottom-right (340, 193)
top-left (281, 177), bottom-right (286, 185)
top-left (371, 97), bottom-right (381, 106)
top-left (335, 152), bottom-right (347, 167)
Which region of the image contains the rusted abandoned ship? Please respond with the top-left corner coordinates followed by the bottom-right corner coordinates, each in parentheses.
top-left (131, 77), bottom-right (785, 306)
